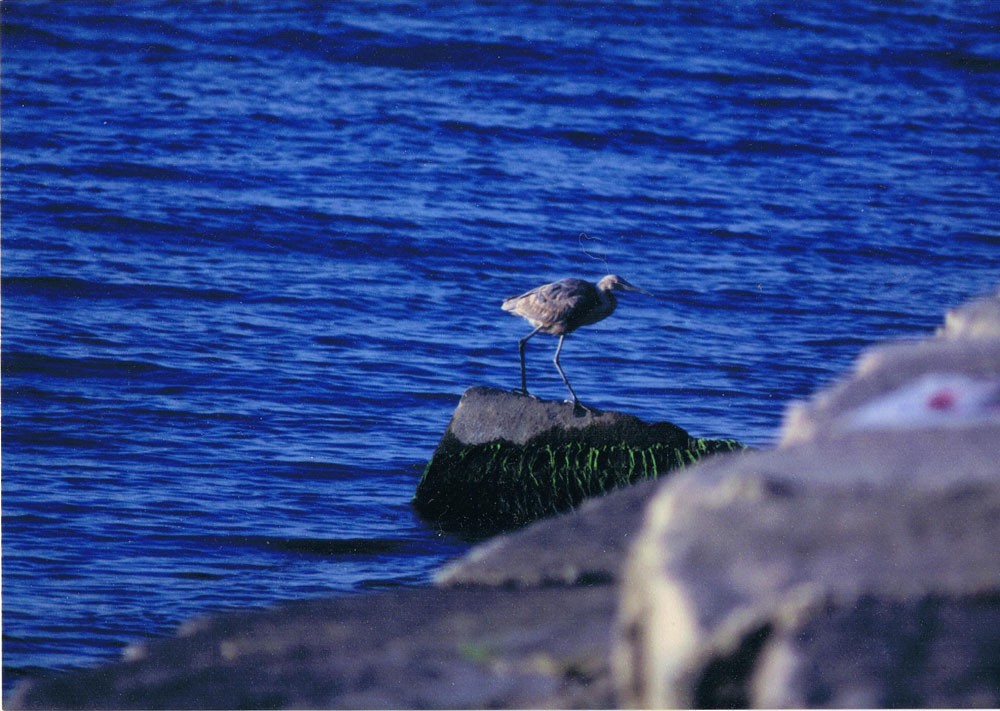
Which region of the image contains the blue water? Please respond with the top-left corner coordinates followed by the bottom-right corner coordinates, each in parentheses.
top-left (3, 0), bottom-right (999, 695)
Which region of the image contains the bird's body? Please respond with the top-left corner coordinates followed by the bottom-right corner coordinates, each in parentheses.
top-left (501, 274), bottom-right (649, 408)
top-left (501, 277), bottom-right (616, 336)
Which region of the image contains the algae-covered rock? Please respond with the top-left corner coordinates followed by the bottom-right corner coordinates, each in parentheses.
top-left (413, 386), bottom-right (742, 536)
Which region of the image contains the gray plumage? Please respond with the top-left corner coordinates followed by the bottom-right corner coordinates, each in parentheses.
top-left (501, 275), bottom-right (649, 407)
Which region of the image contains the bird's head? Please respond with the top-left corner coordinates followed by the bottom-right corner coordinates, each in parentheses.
top-left (598, 274), bottom-right (652, 296)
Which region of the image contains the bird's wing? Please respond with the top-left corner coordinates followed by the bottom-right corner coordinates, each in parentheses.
top-left (507, 278), bottom-right (594, 322)
top-left (503, 279), bottom-right (578, 311)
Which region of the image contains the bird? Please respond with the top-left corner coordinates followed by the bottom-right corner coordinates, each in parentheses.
top-left (501, 275), bottom-right (651, 409)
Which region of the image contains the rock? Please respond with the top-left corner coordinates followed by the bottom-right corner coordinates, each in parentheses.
top-left (938, 286), bottom-right (1000, 340)
top-left (780, 289), bottom-right (1000, 446)
top-left (780, 340), bottom-right (1000, 444)
top-left (11, 586), bottom-right (619, 710)
top-left (436, 477), bottom-right (663, 588)
top-left (614, 424), bottom-right (1000, 708)
top-left (751, 592), bottom-right (1000, 708)
top-left (413, 386), bottom-right (743, 536)
top-left (615, 286), bottom-right (1000, 708)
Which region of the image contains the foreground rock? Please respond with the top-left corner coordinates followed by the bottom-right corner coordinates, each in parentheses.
top-left (413, 386), bottom-right (741, 535)
top-left (436, 477), bottom-right (662, 588)
top-left (615, 289), bottom-right (1000, 708)
top-left (615, 425), bottom-right (1000, 707)
top-left (12, 587), bottom-right (619, 710)
top-left (782, 286), bottom-right (1000, 445)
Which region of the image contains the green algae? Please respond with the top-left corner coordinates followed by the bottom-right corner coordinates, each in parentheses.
top-left (414, 433), bottom-right (744, 536)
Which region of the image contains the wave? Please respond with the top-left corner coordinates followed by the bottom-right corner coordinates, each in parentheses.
top-left (438, 119), bottom-right (709, 154)
top-left (219, 535), bottom-right (411, 557)
top-left (1, 349), bottom-right (177, 379)
top-left (2, 276), bottom-right (243, 303)
top-left (256, 25), bottom-right (556, 73)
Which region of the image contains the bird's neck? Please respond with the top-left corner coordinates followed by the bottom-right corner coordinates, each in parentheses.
top-left (598, 289), bottom-right (617, 317)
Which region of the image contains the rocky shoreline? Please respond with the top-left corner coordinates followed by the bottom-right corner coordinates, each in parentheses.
top-left (11, 288), bottom-right (1000, 709)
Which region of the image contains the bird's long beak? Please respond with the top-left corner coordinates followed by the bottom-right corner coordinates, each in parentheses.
top-left (619, 279), bottom-right (653, 296)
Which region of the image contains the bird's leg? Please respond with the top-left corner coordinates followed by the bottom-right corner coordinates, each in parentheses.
top-left (553, 334), bottom-right (591, 414)
top-left (516, 326), bottom-right (543, 395)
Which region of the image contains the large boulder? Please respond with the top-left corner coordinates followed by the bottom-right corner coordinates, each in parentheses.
top-left (614, 425), bottom-right (1000, 708)
top-left (614, 289), bottom-right (1000, 708)
top-left (781, 287), bottom-right (1000, 445)
top-left (413, 386), bottom-right (742, 536)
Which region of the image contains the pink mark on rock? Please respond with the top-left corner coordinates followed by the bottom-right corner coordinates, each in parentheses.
top-left (927, 389), bottom-right (957, 411)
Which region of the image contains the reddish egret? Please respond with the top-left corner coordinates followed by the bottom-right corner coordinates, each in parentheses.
top-left (501, 275), bottom-right (650, 408)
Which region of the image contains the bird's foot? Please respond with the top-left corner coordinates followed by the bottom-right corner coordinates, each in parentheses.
top-left (571, 400), bottom-right (595, 416)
